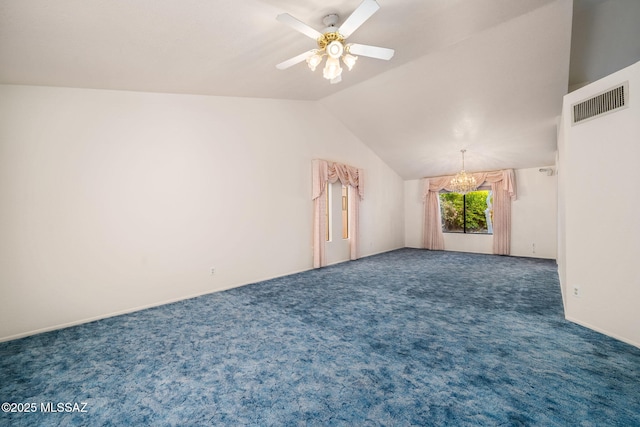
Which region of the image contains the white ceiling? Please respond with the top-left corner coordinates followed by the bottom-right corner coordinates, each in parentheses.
top-left (0, 0), bottom-right (579, 179)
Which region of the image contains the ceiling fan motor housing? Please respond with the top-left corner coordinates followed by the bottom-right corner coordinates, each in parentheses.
top-left (317, 31), bottom-right (345, 50)
top-left (322, 13), bottom-right (340, 29)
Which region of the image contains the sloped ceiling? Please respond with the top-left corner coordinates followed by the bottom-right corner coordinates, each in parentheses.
top-left (321, 0), bottom-right (572, 178)
top-left (0, 0), bottom-right (578, 179)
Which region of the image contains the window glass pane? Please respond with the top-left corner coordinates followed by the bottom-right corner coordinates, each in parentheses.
top-left (440, 192), bottom-right (464, 232)
top-left (341, 185), bottom-right (349, 239)
top-left (439, 190), bottom-right (493, 234)
top-left (465, 190), bottom-right (492, 233)
top-left (325, 184), bottom-right (331, 241)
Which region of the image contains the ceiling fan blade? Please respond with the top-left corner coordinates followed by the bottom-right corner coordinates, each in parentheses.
top-left (348, 43), bottom-right (394, 60)
top-left (276, 13), bottom-right (323, 40)
top-left (276, 50), bottom-right (315, 70)
top-left (338, 0), bottom-right (380, 38)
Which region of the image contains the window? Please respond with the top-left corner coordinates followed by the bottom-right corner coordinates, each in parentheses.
top-left (341, 185), bottom-right (349, 239)
top-left (326, 183), bottom-right (349, 241)
top-left (325, 184), bottom-right (331, 241)
top-left (440, 190), bottom-right (493, 234)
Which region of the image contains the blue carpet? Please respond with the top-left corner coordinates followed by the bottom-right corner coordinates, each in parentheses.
top-left (1, 248), bottom-right (639, 426)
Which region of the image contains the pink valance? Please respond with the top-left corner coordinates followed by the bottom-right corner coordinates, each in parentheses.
top-left (312, 160), bottom-right (364, 202)
top-left (422, 169), bottom-right (516, 201)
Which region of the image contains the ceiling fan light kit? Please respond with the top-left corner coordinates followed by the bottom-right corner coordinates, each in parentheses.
top-left (276, 0), bottom-right (394, 84)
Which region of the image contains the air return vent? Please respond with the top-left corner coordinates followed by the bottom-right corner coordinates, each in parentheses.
top-left (572, 81), bottom-right (629, 125)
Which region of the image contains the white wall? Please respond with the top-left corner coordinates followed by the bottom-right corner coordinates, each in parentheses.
top-left (511, 167), bottom-right (557, 258)
top-left (404, 168), bottom-right (557, 259)
top-left (558, 61), bottom-right (640, 348)
top-left (0, 84), bottom-right (405, 341)
top-left (403, 179), bottom-right (423, 249)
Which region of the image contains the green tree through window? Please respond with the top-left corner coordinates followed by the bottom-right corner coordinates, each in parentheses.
top-left (440, 190), bottom-right (493, 233)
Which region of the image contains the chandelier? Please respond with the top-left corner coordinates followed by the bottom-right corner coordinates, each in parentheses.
top-left (449, 149), bottom-right (478, 195)
top-left (306, 30), bottom-right (358, 84)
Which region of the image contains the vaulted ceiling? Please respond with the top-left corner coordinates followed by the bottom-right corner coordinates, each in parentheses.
top-left (0, 0), bottom-right (632, 179)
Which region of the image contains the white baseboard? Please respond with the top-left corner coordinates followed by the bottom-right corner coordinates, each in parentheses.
top-left (565, 315), bottom-right (640, 349)
top-left (2, 249), bottom-right (413, 343)
top-left (0, 266), bottom-right (318, 343)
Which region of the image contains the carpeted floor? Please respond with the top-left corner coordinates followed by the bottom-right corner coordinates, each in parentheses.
top-left (1, 248), bottom-right (639, 426)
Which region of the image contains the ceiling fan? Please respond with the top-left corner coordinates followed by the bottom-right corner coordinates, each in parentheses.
top-left (276, 0), bottom-right (395, 84)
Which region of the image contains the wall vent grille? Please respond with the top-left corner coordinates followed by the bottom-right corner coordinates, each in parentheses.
top-left (572, 82), bottom-right (629, 125)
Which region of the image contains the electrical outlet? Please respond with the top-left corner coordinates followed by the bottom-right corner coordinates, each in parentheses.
top-left (573, 286), bottom-right (580, 297)
top-left (532, 243), bottom-right (536, 254)
top-left (210, 267), bottom-right (216, 275)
